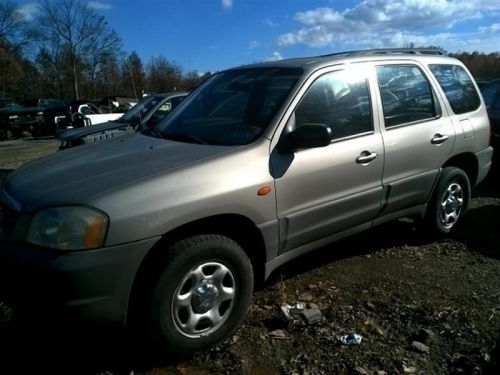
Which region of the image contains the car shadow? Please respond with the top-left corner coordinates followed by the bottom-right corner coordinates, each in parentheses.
top-left (0, 319), bottom-right (176, 374)
top-left (451, 203), bottom-right (500, 260)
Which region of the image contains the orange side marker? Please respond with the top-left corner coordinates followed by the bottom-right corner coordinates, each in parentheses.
top-left (258, 186), bottom-right (272, 196)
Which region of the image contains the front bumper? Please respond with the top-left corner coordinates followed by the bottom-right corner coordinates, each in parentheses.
top-left (0, 236), bottom-right (160, 326)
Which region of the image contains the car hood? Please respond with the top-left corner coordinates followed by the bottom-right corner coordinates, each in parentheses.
top-left (5, 133), bottom-right (234, 211)
top-left (0, 106), bottom-right (44, 115)
top-left (58, 119), bottom-right (133, 141)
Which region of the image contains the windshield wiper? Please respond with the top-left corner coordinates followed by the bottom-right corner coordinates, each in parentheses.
top-left (162, 132), bottom-right (208, 145)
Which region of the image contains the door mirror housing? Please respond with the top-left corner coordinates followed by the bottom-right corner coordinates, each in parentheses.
top-left (278, 124), bottom-right (333, 154)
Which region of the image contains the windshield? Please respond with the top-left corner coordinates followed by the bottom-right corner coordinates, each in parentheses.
top-left (120, 95), bottom-right (163, 123)
top-left (156, 67), bottom-right (303, 145)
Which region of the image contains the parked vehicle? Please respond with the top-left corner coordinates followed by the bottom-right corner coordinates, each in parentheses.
top-left (0, 49), bottom-right (493, 355)
top-left (55, 101), bottom-right (124, 131)
top-left (480, 80), bottom-right (500, 150)
top-left (0, 98), bottom-right (45, 140)
top-left (58, 92), bottom-right (188, 149)
top-left (20, 98), bottom-right (69, 135)
top-left (96, 96), bottom-right (137, 113)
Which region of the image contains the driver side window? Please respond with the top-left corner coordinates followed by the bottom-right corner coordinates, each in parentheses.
top-left (294, 70), bottom-right (373, 140)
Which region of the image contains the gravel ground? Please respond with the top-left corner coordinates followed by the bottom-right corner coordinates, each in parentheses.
top-left (0, 138), bottom-right (498, 374)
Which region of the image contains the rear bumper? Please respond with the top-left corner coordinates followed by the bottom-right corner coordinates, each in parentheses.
top-left (0, 237), bottom-right (160, 326)
top-left (475, 146), bottom-right (494, 187)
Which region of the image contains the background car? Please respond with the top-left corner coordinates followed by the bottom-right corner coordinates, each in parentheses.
top-left (58, 91), bottom-right (188, 148)
top-left (480, 80), bottom-right (500, 151)
top-left (55, 100), bottom-right (125, 131)
top-left (0, 99), bottom-right (45, 140)
top-left (20, 98), bottom-right (69, 136)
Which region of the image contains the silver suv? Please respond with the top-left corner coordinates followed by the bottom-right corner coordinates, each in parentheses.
top-left (0, 49), bottom-right (493, 354)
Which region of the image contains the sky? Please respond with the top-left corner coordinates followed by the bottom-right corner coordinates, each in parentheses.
top-left (15, 0), bottom-right (500, 74)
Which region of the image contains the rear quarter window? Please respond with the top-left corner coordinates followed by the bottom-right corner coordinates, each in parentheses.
top-left (428, 64), bottom-right (481, 114)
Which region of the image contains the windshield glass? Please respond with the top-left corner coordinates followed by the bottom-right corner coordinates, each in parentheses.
top-left (156, 68), bottom-right (303, 145)
top-left (120, 95), bottom-right (163, 123)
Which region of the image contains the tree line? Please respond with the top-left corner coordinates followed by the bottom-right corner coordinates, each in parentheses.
top-left (1, 1), bottom-right (500, 103)
top-left (0, 0), bottom-right (211, 102)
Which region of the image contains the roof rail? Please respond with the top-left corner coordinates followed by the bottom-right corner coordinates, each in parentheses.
top-left (322, 48), bottom-right (446, 58)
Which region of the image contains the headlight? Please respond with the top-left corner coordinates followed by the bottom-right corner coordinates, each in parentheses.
top-left (27, 206), bottom-right (108, 250)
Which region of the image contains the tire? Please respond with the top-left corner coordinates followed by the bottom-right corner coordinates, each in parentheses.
top-left (147, 234), bottom-right (253, 355)
top-left (425, 167), bottom-right (470, 235)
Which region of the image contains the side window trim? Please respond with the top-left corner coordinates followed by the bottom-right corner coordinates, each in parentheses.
top-left (428, 64), bottom-right (481, 115)
top-left (288, 67), bottom-right (374, 143)
top-left (376, 63), bottom-right (441, 129)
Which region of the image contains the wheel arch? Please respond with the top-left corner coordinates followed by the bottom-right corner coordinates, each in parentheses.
top-left (443, 152), bottom-right (478, 187)
top-left (126, 214), bottom-right (267, 326)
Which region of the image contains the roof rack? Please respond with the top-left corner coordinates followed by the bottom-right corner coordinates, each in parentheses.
top-left (322, 48), bottom-right (446, 58)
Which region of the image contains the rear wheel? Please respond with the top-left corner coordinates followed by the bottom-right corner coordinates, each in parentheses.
top-left (147, 234), bottom-right (253, 355)
top-left (425, 167), bottom-right (470, 234)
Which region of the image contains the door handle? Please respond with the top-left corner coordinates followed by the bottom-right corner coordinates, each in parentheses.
top-left (431, 133), bottom-right (449, 145)
top-left (356, 151), bottom-right (378, 164)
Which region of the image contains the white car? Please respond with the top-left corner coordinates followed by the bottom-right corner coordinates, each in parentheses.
top-left (75, 103), bottom-right (124, 125)
top-left (55, 102), bottom-right (127, 129)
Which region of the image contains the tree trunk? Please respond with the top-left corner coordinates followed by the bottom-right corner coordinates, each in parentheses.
top-left (73, 62), bottom-right (79, 100)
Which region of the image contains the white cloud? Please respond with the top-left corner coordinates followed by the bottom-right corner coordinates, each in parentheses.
top-left (222, 0), bottom-right (233, 10)
top-left (479, 23), bottom-right (500, 34)
top-left (16, 2), bottom-right (39, 21)
top-left (88, 1), bottom-right (112, 10)
top-left (479, 0), bottom-right (500, 14)
top-left (277, 0), bottom-right (500, 51)
top-left (267, 51), bottom-right (284, 61)
top-left (248, 40), bottom-right (261, 49)
top-left (265, 18), bottom-right (278, 27)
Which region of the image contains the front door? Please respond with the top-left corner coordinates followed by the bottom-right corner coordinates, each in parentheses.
top-left (271, 67), bottom-right (384, 253)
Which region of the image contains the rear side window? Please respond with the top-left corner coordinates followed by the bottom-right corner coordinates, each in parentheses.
top-left (429, 64), bottom-right (480, 114)
top-left (294, 70), bottom-right (373, 140)
top-left (376, 65), bottom-right (437, 128)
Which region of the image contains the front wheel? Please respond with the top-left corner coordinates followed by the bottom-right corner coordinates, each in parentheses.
top-left (148, 234), bottom-right (253, 355)
top-left (425, 167), bottom-right (470, 234)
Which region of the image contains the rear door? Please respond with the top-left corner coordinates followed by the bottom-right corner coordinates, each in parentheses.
top-left (271, 66), bottom-right (384, 253)
top-left (375, 63), bottom-right (455, 216)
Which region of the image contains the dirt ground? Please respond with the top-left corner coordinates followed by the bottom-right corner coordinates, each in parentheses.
top-left (0, 138), bottom-right (499, 374)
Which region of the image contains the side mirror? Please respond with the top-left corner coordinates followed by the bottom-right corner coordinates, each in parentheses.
top-left (278, 124), bottom-right (333, 154)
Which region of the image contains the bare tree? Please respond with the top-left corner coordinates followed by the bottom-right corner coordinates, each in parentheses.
top-left (35, 0), bottom-right (121, 100)
top-left (146, 56), bottom-right (182, 94)
top-left (0, 1), bottom-right (32, 54)
top-left (122, 51), bottom-right (145, 99)
top-left (0, 1), bottom-right (33, 96)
